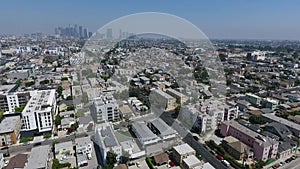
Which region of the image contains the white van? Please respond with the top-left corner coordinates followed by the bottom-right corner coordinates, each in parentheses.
top-left (221, 160), bottom-right (230, 167)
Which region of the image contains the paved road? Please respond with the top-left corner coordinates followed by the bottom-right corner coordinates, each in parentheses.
top-left (279, 158), bottom-right (300, 169)
top-left (159, 112), bottom-right (233, 169)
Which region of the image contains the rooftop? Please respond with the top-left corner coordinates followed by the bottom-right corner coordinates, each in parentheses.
top-left (182, 155), bottom-right (201, 167)
top-left (0, 116), bottom-right (20, 134)
top-left (132, 121), bottom-right (158, 140)
top-left (149, 118), bottom-right (177, 137)
top-left (152, 88), bottom-right (175, 100)
top-left (55, 141), bottom-right (73, 152)
top-left (173, 143), bottom-right (195, 155)
top-left (263, 114), bottom-right (300, 132)
top-left (25, 145), bottom-right (50, 169)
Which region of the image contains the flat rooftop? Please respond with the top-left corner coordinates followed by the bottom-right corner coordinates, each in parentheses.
top-left (0, 116), bottom-right (20, 134)
top-left (132, 121), bottom-right (158, 140)
top-left (152, 89), bottom-right (175, 100)
top-left (149, 118), bottom-right (177, 137)
top-left (173, 143), bottom-right (195, 155)
top-left (25, 145), bottom-right (50, 169)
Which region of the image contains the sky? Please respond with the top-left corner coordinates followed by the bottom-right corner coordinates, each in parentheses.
top-left (0, 0), bottom-right (300, 40)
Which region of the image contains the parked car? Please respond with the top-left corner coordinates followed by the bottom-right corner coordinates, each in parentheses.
top-left (216, 154), bottom-right (223, 160)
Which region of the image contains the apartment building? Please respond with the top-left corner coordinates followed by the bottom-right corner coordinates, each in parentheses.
top-left (221, 120), bottom-right (278, 161)
top-left (172, 143), bottom-right (195, 164)
top-left (0, 84), bottom-right (30, 113)
top-left (94, 123), bottom-right (122, 165)
top-left (166, 88), bottom-right (188, 105)
top-left (21, 89), bottom-right (56, 133)
top-left (147, 118), bottom-right (177, 140)
top-left (92, 95), bottom-right (119, 123)
top-left (150, 88), bottom-right (177, 111)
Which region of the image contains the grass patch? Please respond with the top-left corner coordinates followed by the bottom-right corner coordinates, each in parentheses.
top-left (20, 137), bottom-right (34, 143)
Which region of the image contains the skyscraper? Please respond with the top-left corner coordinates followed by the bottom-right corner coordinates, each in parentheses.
top-left (83, 28), bottom-right (88, 39)
top-left (106, 28), bottom-right (113, 39)
top-left (79, 26), bottom-right (83, 38)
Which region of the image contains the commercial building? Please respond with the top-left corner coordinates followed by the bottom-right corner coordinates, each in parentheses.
top-left (95, 123), bottom-right (122, 165)
top-left (92, 95), bottom-right (119, 123)
top-left (131, 121), bottom-right (160, 147)
top-left (147, 118), bottom-right (177, 140)
top-left (0, 116), bottom-right (21, 146)
top-left (150, 89), bottom-right (177, 111)
top-left (172, 143), bottom-right (195, 164)
top-left (24, 145), bottom-right (51, 169)
top-left (21, 89), bottom-right (56, 133)
top-left (221, 120), bottom-right (278, 161)
top-left (0, 85), bottom-right (30, 113)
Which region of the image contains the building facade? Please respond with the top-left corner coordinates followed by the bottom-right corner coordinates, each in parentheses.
top-left (92, 95), bottom-right (119, 123)
top-left (21, 89), bottom-right (56, 133)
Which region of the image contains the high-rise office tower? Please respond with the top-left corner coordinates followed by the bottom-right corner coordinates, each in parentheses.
top-left (106, 28), bottom-right (113, 39)
top-left (79, 26), bottom-right (83, 38)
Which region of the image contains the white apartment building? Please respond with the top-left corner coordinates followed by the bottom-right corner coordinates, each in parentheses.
top-left (92, 95), bottom-right (119, 123)
top-left (94, 123), bottom-right (122, 165)
top-left (21, 89), bottom-right (56, 133)
top-left (0, 85), bottom-right (30, 114)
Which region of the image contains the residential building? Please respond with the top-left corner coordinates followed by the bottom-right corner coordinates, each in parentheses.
top-left (0, 84), bottom-right (30, 113)
top-left (172, 143), bottom-right (195, 164)
top-left (264, 122), bottom-right (293, 141)
top-left (0, 116), bottom-right (21, 146)
top-left (245, 93), bottom-right (261, 106)
top-left (182, 155), bottom-right (201, 169)
top-left (222, 136), bottom-right (252, 160)
top-left (24, 145), bottom-right (51, 169)
top-left (21, 89), bottom-right (56, 133)
top-left (221, 120), bottom-right (279, 161)
top-left (166, 88), bottom-right (188, 105)
top-left (150, 88), bottom-right (177, 111)
top-left (5, 154), bottom-right (28, 169)
top-left (95, 123), bottom-right (122, 164)
top-left (120, 139), bottom-right (146, 159)
top-left (147, 118), bottom-right (177, 140)
top-left (131, 121), bottom-right (160, 147)
top-left (0, 153), bottom-right (3, 169)
top-left (262, 114), bottom-right (300, 137)
top-left (262, 98), bottom-right (279, 110)
top-left (54, 141), bottom-right (76, 168)
top-left (92, 95), bottom-right (119, 123)
top-left (75, 137), bottom-right (93, 167)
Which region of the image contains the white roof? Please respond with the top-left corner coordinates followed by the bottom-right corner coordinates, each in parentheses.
top-left (173, 143), bottom-right (194, 155)
top-left (182, 155), bottom-right (201, 167)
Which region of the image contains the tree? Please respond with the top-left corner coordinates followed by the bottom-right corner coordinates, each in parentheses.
top-left (0, 111), bottom-right (4, 118)
top-left (249, 115), bottom-right (266, 125)
top-left (106, 151), bottom-right (117, 167)
top-left (71, 122), bottom-right (79, 131)
top-left (55, 115), bottom-right (62, 126)
top-left (57, 86), bottom-right (63, 96)
top-left (15, 105), bottom-right (25, 113)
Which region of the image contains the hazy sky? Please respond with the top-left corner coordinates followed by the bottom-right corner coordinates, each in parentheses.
top-left (0, 0), bottom-right (300, 40)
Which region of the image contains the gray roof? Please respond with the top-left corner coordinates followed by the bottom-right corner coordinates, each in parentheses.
top-left (265, 122), bottom-right (292, 140)
top-left (149, 118), bottom-right (177, 137)
top-left (55, 141), bottom-right (73, 152)
top-left (25, 145), bottom-right (50, 169)
top-left (78, 115), bottom-right (93, 125)
top-left (263, 114), bottom-right (300, 132)
top-left (101, 127), bottom-right (118, 147)
top-left (278, 142), bottom-right (293, 153)
top-left (132, 121), bottom-right (158, 140)
top-left (0, 116), bottom-right (20, 134)
top-left (75, 137), bottom-right (92, 146)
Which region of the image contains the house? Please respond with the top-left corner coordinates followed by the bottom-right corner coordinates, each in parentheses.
top-left (77, 115), bottom-right (94, 132)
top-left (264, 122), bottom-right (293, 141)
top-left (172, 143), bottom-right (195, 164)
top-left (153, 153), bottom-right (170, 166)
top-left (5, 154), bottom-right (28, 169)
top-left (222, 136), bottom-right (252, 160)
top-left (119, 105), bottom-right (133, 119)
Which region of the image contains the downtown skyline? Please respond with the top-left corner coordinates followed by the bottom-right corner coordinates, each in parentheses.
top-left (0, 0), bottom-right (300, 40)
